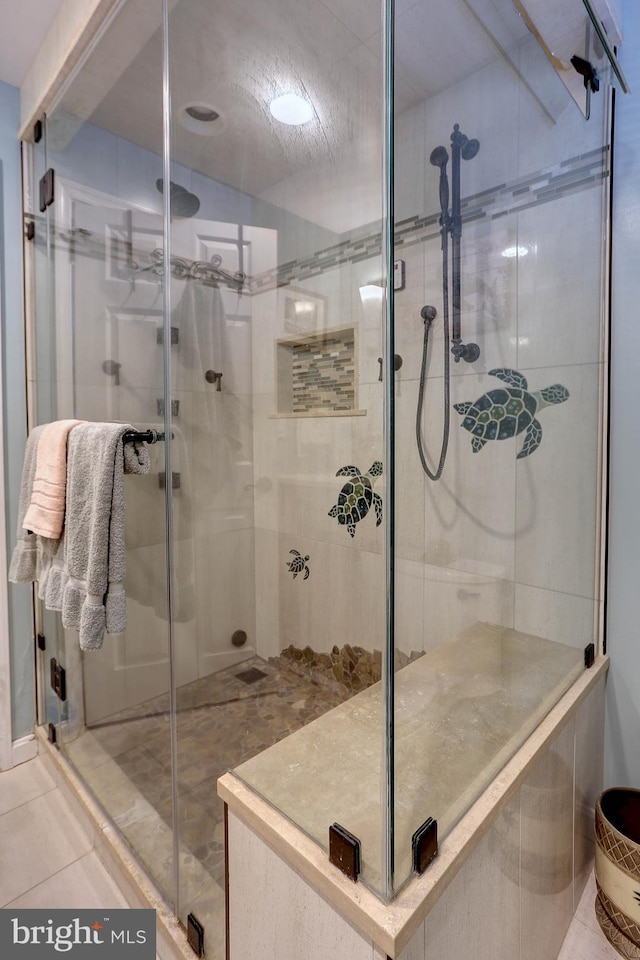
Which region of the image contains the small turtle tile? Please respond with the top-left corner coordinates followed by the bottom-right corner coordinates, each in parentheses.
top-left (286, 549), bottom-right (310, 580)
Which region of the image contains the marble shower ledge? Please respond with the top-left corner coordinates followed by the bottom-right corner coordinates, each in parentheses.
top-left (231, 623), bottom-right (586, 890)
top-left (219, 638), bottom-right (608, 958)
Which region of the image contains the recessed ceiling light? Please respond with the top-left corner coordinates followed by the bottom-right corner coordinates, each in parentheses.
top-left (501, 245), bottom-right (528, 258)
top-left (269, 93), bottom-right (314, 125)
top-left (178, 102), bottom-right (224, 136)
top-left (185, 104), bottom-right (219, 122)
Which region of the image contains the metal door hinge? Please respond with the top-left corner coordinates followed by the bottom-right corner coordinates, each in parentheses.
top-left (584, 643), bottom-right (595, 668)
top-left (329, 823), bottom-right (361, 882)
top-left (39, 168), bottom-right (54, 213)
top-left (157, 398), bottom-right (180, 417)
top-left (33, 119), bottom-right (43, 143)
top-left (47, 723), bottom-right (56, 744)
top-left (186, 914), bottom-right (204, 957)
top-left (159, 471), bottom-right (181, 490)
top-left (156, 326), bottom-right (179, 345)
top-left (37, 633), bottom-right (46, 651)
top-left (50, 658), bottom-right (66, 701)
top-left (412, 817), bottom-right (438, 874)
top-left (26, 220), bottom-right (35, 242)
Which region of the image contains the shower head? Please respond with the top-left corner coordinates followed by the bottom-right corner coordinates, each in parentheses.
top-left (461, 138), bottom-right (480, 161)
top-left (429, 145), bottom-right (449, 169)
top-left (430, 145), bottom-right (450, 221)
top-left (155, 179), bottom-right (200, 219)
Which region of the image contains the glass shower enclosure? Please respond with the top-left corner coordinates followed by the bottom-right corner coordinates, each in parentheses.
top-left (24, 0), bottom-right (613, 952)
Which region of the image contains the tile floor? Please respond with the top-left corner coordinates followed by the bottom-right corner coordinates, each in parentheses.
top-left (558, 872), bottom-right (621, 960)
top-left (0, 752), bottom-right (623, 959)
top-left (0, 752), bottom-right (165, 959)
top-left (59, 654), bottom-right (351, 954)
top-left (66, 654), bottom-right (348, 896)
top-left (0, 753), bottom-right (130, 910)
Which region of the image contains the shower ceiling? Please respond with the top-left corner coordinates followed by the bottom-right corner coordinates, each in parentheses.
top-left (53, 0), bottom-right (534, 199)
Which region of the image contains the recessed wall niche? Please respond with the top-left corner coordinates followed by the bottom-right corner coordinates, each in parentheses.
top-left (274, 326), bottom-right (365, 417)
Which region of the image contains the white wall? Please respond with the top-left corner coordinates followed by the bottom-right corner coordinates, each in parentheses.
top-left (605, 0), bottom-right (640, 789)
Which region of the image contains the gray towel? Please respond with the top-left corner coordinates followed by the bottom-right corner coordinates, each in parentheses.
top-left (124, 422), bottom-right (195, 623)
top-left (9, 424), bottom-right (63, 592)
top-left (61, 423), bottom-right (150, 650)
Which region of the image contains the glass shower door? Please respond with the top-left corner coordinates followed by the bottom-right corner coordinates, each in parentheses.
top-left (167, 0), bottom-right (390, 915)
top-left (27, 0), bottom-right (183, 913)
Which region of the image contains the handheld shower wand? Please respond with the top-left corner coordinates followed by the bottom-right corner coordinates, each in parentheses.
top-left (417, 124), bottom-right (480, 481)
top-left (429, 145), bottom-right (450, 242)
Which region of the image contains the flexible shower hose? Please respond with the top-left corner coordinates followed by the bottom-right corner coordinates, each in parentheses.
top-left (416, 246), bottom-right (451, 481)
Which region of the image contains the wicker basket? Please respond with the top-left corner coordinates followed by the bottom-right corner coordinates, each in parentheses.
top-left (595, 788), bottom-right (640, 958)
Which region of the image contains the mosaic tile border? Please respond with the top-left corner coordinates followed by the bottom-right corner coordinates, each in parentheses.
top-left (250, 146), bottom-right (608, 294)
top-left (48, 148), bottom-right (608, 299)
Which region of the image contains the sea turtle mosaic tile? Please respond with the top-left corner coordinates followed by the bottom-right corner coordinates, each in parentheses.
top-left (453, 368), bottom-right (569, 458)
top-left (328, 461), bottom-right (383, 537)
top-left (287, 550), bottom-right (310, 580)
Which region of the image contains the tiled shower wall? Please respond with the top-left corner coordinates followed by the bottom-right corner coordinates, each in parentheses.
top-left (251, 44), bottom-right (608, 662)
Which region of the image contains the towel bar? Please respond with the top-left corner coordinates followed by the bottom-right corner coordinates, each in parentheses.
top-left (122, 429), bottom-right (165, 445)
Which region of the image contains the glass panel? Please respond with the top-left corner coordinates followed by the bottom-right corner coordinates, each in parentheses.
top-left (393, 0), bottom-right (608, 890)
top-left (4, 80), bottom-right (35, 741)
top-left (167, 0), bottom-right (388, 915)
top-left (513, 0), bottom-right (628, 116)
top-left (29, 124), bottom-right (62, 733)
top-left (30, 0), bottom-right (176, 910)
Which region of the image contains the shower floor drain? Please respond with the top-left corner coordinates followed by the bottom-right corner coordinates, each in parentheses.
top-left (235, 667), bottom-right (268, 685)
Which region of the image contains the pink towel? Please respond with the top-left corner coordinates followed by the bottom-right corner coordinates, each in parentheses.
top-left (22, 419), bottom-right (86, 538)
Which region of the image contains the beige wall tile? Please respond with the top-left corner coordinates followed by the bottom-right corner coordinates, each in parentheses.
top-left (514, 584), bottom-right (597, 651)
top-left (228, 813), bottom-right (375, 960)
top-left (420, 795), bottom-right (521, 960)
top-left (520, 718), bottom-right (575, 960)
top-left (398, 922), bottom-right (425, 960)
top-left (574, 673), bottom-right (605, 908)
top-left (514, 363), bottom-right (600, 598)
